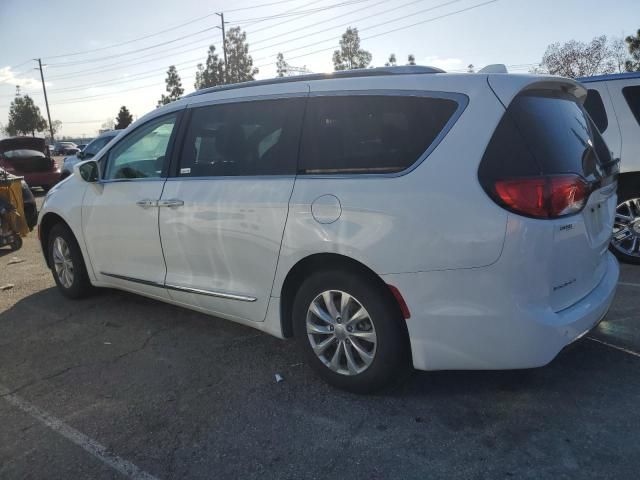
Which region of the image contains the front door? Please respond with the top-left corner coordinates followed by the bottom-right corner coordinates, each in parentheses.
top-left (82, 112), bottom-right (180, 299)
top-left (159, 94), bottom-right (307, 322)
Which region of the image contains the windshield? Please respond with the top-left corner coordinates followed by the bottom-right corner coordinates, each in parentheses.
top-left (84, 135), bottom-right (114, 156)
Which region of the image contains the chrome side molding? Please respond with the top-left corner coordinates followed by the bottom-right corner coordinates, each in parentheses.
top-left (164, 283), bottom-right (256, 302)
top-left (100, 272), bottom-right (257, 302)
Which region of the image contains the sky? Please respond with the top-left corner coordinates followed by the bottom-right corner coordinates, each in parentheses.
top-left (0, 0), bottom-right (637, 138)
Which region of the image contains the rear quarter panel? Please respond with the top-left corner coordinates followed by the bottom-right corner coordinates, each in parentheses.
top-left (272, 74), bottom-right (509, 294)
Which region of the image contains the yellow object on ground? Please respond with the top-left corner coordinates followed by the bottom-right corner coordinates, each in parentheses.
top-left (0, 176), bottom-right (29, 237)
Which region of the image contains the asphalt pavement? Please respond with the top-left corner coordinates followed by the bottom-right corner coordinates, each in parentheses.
top-left (1, 194), bottom-right (639, 479)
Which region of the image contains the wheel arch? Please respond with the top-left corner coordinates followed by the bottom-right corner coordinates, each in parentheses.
top-left (617, 171), bottom-right (640, 198)
top-left (278, 252), bottom-right (410, 340)
top-left (39, 212), bottom-right (72, 268)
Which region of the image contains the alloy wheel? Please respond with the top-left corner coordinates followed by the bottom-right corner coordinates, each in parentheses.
top-left (306, 290), bottom-right (377, 376)
top-left (52, 236), bottom-right (75, 288)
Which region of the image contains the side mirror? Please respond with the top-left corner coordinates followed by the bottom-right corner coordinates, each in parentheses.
top-left (74, 160), bottom-right (100, 183)
top-left (77, 151), bottom-right (85, 160)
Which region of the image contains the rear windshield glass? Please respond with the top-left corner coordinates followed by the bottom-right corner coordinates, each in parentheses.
top-left (298, 95), bottom-right (459, 174)
top-left (507, 91), bottom-right (612, 181)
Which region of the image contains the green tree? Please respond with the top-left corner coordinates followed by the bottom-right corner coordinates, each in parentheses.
top-left (625, 29), bottom-right (640, 72)
top-left (332, 27), bottom-right (372, 71)
top-left (385, 53), bottom-right (397, 67)
top-left (407, 54), bottom-right (416, 66)
top-left (158, 65), bottom-right (184, 106)
top-left (6, 95), bottom-right (47, 136)
top-left (276, 52), bottom-right (288, 77)
top-left (115, 106), bottom-right (134, 130)
top-left (467, 64), bottom-right (475, 73)
top-left (194, 45), bottom-right (224, 89)
top-left (224, 27), bottom-right (259, 84)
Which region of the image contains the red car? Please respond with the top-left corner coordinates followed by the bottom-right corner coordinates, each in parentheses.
top-left (0, 137), bottom-right (61, 191)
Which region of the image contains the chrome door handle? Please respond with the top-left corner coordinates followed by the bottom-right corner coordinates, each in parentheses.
top-left (158, 199), bottom-right (184, 208)
top-left (136, 199), bottom-right (157, 208)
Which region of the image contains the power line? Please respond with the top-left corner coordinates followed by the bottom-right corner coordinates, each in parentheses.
top-left (8, 60), bottom-right (33, 70)
top-left (251, 0), bottom-right (458, 54)
top-left (226, 0), bottom-right (308, 13)
top-left (49, 75), bottom-right (196, 106)
top-left (252, 0), bottom-right (471, 62)
top-left (247, 0), bottom-right (387, 42)
top-left (240, 0), bottom-right (324, 30)
top-left (43, 15), bottom-right (219, 60)
top-left (45, 35), bottom-right (221, 82)
top-left (47, 26), bottom-right (219, 68)
top-left (256, 0), bottom-right (499, 67)
top-left (229, 0), bottom-right (372, 24)
top-left (41, 0), bottom-right (308, 60)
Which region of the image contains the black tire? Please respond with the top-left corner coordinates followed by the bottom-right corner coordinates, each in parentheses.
top-left (292, 269), bottom-right (409, 393)
top-left (10, 236), bottom-right (22, 251)
top-left (48, 223), bottom-right (93, 299)
top-left (610, 188), bottom-right (640, 265)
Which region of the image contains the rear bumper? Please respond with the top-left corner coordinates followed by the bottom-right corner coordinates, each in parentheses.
top-left (382, 252), bottom-right (619, 371)
top-left (22, 171), bottom-right (60, 188)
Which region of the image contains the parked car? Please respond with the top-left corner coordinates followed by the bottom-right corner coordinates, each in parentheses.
top-left (60, 131), bottom-right (119, 180)
top-left (0, 137), bottom-right (61, 191)
top-left (76, 144), bottom-right (88, 151)
top-left (0, 167), bottom-right (38, 230)
top-left (38, 66), bottom-right (619, 392)
top-left (580, 72), bottom-right (640, 264)
top-left (53, 142), bottom-right (79, 156)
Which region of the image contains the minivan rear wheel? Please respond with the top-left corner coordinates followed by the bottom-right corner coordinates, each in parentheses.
top-left (611, 191), bottom-right (640, 265)
top-left (292, 269), bottom-right (409, 393)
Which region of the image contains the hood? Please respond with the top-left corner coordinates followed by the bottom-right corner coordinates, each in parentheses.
top-left (0, 137), bottom-right (48, 156)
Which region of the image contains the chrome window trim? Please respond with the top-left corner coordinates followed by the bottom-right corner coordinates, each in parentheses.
top-left (178, 89), bottom-right (467, 181)
top-left (185, 91), bottom-right (309, 109)
top-left (100, 272), bottom-right (257, 302)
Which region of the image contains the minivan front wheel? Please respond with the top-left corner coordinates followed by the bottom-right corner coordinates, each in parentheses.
top-left (48, 223), bottom-right (93, 298)
top-left (611, 194), bottom-right (640, 265)
top-left (292, 270), bottom-right (408, 393)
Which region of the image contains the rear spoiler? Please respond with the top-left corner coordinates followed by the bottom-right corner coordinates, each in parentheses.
top-left (487, 75), bottom-right (587, 108)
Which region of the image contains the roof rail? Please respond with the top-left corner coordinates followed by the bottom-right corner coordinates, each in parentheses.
top-left (184, 65), bottom-right (445, 98)
top-left (578, 71), bottom-right (640, 83)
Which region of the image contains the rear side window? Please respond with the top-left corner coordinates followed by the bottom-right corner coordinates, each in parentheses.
top-left (298, 95), bottom-right (459, 174)
top-left (479, 90), bottom-right (614, 191)
top-left (178, 97), bottom-right (305, 177)
top-left (584, 89), bottom-right (608, 132)
top-left (623, 86), bottom-right (640, 126)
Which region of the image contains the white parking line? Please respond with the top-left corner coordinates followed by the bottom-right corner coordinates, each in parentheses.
top-left (586, 337), bottom-right (640, 358)
top-left (618, 282), bottom-right (640, 288)
top-left (0, 385), bottom-right (159, 480)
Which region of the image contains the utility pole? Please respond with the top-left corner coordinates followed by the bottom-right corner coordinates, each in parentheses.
top-left (216, 12), bottom-right (228, 83)
top-left (36, 58), bottom-right (54, 141)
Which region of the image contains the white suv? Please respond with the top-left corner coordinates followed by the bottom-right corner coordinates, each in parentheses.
top-left (580, 72), bottom-right (640, 264)
top-left (38, 67), bottom-right (619, 392)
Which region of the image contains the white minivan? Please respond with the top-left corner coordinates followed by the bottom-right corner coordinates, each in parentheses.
top-left (580, 72), bottom-right (640, 263)
top-left (38, 67), bottom-right (619, 392)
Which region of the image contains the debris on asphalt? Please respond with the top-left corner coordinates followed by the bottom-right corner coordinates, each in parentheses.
top-left (7, 257), bottom-right (25, 265)
top-left (104, 342), bottom-right (112, 345)
top-left (0, 284), bottom-right (14, 291)
top-left (275, 373), bottom-right (284, 383)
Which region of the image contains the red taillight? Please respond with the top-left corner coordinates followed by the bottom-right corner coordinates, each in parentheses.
top-left (494, 175), bottom-right (589, 219)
